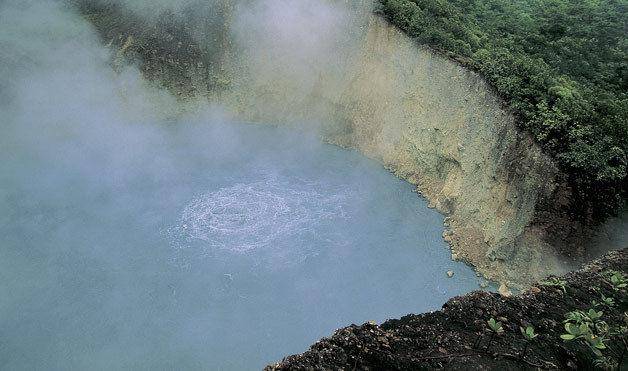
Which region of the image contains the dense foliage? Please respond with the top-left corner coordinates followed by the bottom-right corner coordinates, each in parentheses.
top-left (377, 0), bottom-right (627, 220)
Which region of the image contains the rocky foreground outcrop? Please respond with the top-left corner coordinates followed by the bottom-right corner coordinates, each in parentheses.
top-left (266, 249), bottom-right (628, 370)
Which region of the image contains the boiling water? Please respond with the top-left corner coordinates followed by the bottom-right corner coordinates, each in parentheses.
top-left (0, 121), bottom-right (482, 370)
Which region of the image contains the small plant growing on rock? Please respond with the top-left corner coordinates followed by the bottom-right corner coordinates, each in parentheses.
top-left (593, 355), bottom-right (617, 370)
top-left (604, 270), bottom-right (627, 290)
top-left (541, 277), bottom-right (567, 293)
top-left (519, 326), bottom-right (538, 359)
top-left (565, 309), bottom-right (604, 323)
top-left (483, 318), bottom-right (504, 350)
top-left (520, 326), bottom-right (538, 340)
top-left (561, 322), bottom-right (606, 354)
top-left (593, 294), bottom-right (616, 308)
top-left (562, 322), bottom-right (608, 361)
top-left (560, 308), bottom-right (626, 367)
top-left (488, 318), bottom-right (504, 334)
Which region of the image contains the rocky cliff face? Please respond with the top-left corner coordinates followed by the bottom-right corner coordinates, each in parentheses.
top-left (78, 0), bottom-right (599, 288)
top-left (340, 16), bottom-right (565, 288)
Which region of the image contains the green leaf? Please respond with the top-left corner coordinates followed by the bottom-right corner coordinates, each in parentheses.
top-left (488, 318), bottom-right (503, 333)
top-left (587, 309), bottom-right (603, 321)
top-left (565, 322), bottom-right (579, 335)
top-left (520, 326), bottom-right (537, 340)
top-left (561, 334), bottom-right (575, 340)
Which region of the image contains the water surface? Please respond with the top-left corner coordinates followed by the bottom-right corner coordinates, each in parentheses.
top-left (0, 121), bottom-right (481, 370)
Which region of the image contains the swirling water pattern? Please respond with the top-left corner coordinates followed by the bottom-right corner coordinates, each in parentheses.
top-left (172, 177), bottom-right (349, 253)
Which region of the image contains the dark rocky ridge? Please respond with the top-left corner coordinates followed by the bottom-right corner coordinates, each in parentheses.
top-left (266, 249), bottom-right (628, 370)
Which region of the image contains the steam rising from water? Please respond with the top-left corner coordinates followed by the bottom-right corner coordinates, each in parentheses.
top-left (0, 0), bottom-right (490, 369)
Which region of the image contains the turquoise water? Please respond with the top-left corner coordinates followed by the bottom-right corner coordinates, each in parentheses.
top-left (0, 121), bottom-right (481, 370)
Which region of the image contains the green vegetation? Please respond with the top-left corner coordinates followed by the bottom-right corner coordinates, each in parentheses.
top-left (519, 326), bottom-right (538, 359)
top-left (483, 270), bottom-right (627, 368)
top-left (558, 270), bottom-right (628, 369)
top-left (541, 276), bottom-right (568, 293)
top-left (487, 317), bottom-right (505, 334)
top-left (483, 317), bottom-right (504, 350)
top-left (520, 325), bottom-right (538, 341)
top-left (560, 307), bottom-right (627, 368)
top-left (377, 0), bottom-right (627, 221)
top-left (561, 308), bottom-right (608, 355)
top-left (593, 293), bottom-right (617, 308)
top-left (606, 270), bottom-right (628, 290)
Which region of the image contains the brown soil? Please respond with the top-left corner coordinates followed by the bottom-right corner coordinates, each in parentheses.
top-left (266, 249), bottom-right (628, 370)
